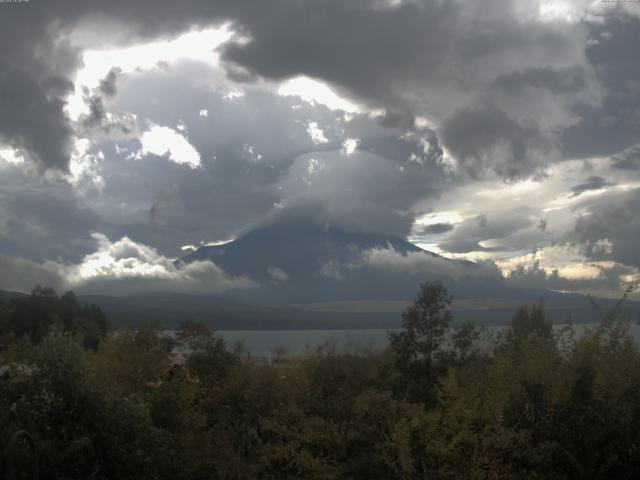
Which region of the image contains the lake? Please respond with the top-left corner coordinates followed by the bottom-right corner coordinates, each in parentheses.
top-left (213, 322), bottom-right (640, 357)
top-left (218, 329), bottom-right (394, 357)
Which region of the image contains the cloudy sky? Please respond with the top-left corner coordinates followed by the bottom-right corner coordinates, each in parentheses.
top-left (0, 0), bottom-right (638, 298)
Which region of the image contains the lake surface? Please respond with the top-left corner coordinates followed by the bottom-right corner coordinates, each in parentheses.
top-left (218, 329), bottom-right (394, 356)
top-left (214, 322), bottom-right (640, 357)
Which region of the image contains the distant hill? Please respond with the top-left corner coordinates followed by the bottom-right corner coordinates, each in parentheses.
top-left (1, 288), bottom-right (637, 330)
top-left (59, 292), bottom-right (640, 330)
top-left (74, 292), bottom-right (401, 330)
top-left (0, 290), bottom-right (28, 302)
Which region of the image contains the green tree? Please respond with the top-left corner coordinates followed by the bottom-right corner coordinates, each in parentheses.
top-left (1, 330), bottom-right (166, 480)
top-left (92, 323), bottom-right (169, 394)
top-left (175, 320), bottom-right (238, 385)
top-left (388, 281), bottom-right (452, 404)
top-left (0, 287), bottom-right (108, 350)
top-left (506, 302), bottom-right (552, 346)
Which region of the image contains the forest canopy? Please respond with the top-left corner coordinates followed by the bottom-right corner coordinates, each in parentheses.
top-left (0, 283), bottom-right (639, 479)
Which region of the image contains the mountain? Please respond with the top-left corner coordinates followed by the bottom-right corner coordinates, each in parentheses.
top-left (176, 218), bottom-right (587, 306)
top-left (174, 218), bottom-right (640, 326)
top-left (3, 221), bottom-right (636, 331)
top-left (177, 218), bottom-right (486, 304)
top-left (179, 218), bottom-right (433, 282)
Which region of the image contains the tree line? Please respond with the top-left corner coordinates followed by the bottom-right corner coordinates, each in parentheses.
top-left (0, 282), bottom-right (639, 479)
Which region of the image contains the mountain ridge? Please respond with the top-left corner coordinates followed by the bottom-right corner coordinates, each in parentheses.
top-left (178, 218), bottom-right (441, 281)
top-left (177, 218), bottom-right (485, 303)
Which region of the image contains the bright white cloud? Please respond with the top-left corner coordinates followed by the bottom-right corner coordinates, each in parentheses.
top-left (413, 156), bottom-right (636, 266)
top-left (140, 125), bottom-right (201, 168)
top-left (538, 0), bottom-right (582, 22)
top-left (306, 121), bottom-right (328, 145)
top-left (67, 138), bottom-right (105, 190)
top-left (361, 247), bottom-right (501, 280)
top-left (76, 26), bottom-right (233, 89)
top-left (496, 244), bottom-right (592, 276)
top-left (279, 76), bottom-right (361, 113)
top-left (0, 233), bottom-right (254, 295)
top-left (223, 90), bottom-right (244, 100)
top-left (66, 26), bottom-right (234, 119)
top-left (306, 158), bottom-right (325, 175)
top-left (72, 233), bottom-right (255, 293)
top-left (0, 147), bottom-right (25, 166)
top-left (341, 137), bottom-right (358, 156)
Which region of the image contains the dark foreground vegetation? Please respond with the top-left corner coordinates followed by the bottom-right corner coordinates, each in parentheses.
top-left (1, 283), bottom-right (639, 479)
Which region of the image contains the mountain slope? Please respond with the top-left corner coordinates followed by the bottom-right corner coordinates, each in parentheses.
top-left (179, 218), bottom-right (433, 282)
top-left (177, 218), bottom-right (508, 303)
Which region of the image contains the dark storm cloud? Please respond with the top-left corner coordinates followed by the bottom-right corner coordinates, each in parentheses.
top-left (9, 0), bottom-right (570, 176)
top-left (569, 175), bottom-right (616, 197)
top-left (83, 94), bottom-right (108, 128)
top-left (41, 76), bottom-right (75, 98)
top-left (359, 130), bottom-right (442, 166)
top-left (0, 0), bottom-right (636, 302)
top-left (562, 15), bottom-right (640, 159)
top-left (219, 0), bottom-right (457, 109)
top-left (0, 0), bottom-right (230, 171)
top-left (491, 66), bottom-right (588, 95)
top-left (0, 256), bottom-right (67, 293)
top-left (149, 190), bottom-right (180, 229)
top-left (80, 93), bottom-right (136, 135)
top-left (80, 69), bottom-right (126, 130)
top-left (438, 209), bottom-right (534, 253)
top-left (0, 1), bottom-right (89, 172)
top-left (378, 111), bottom-right (413, 130)
top-left (0, 70), bottom-right (74, 171)
top-left (0, 0), bottom-right (605, 177)
top-left (216, 0), bottom-right (595, 178)
top-left (571, 188), bottom-right (640, 267)
top-left (537, 218), bottom-right (547, 232)
top-left (418, 223), bottom-right (454, 235)
top-left (441, 103), bottom-right (551, 179)
top-left (0, 0), bottom-right (633, 179)
top-left (80, 70), bottom-right (136, 135)
top-left (218, 0), bottom-right (586, 109)
top-left (0, 163), bottom-right (100, 263)
top-left (612, 145), bottom-right (640, 170)
top-left (99, 68), bottom-right (121, 97)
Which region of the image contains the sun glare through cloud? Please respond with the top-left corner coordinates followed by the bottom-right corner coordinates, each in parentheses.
top-left (278, 76), bottom-right (361, 113)
top-left (139, 125), bottom-right (201, 168)
top-left (0, 147), bottom-right (25, 166)
top-left (66, 26), bottom-right (234, 119)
